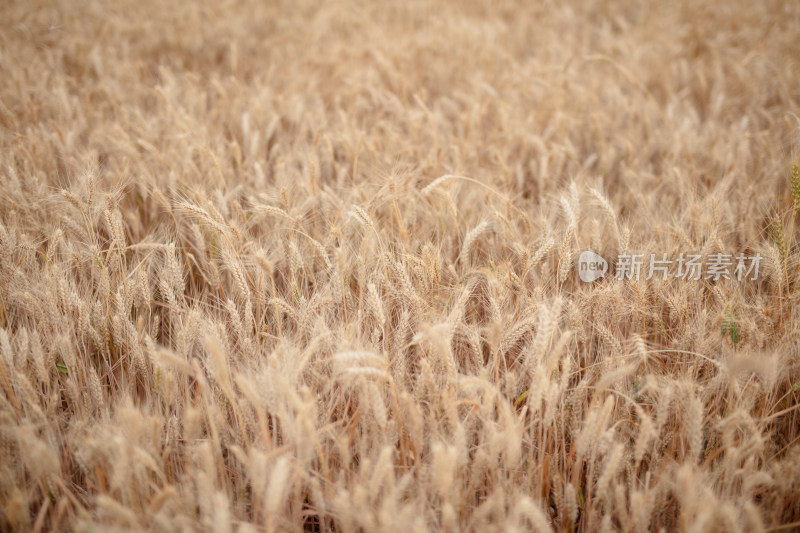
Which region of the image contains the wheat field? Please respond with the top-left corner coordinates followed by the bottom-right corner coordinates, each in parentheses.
top-left (1, 0), bottom-right (800, 531)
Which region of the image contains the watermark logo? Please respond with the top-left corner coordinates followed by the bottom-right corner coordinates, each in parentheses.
top-left (578, 250), bottom-right (608, 282)
top-left (578, 251), bottom-right (762, 282)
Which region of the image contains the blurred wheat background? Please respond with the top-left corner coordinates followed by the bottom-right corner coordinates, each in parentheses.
top-left (1, 0), bottom-right (800, 531)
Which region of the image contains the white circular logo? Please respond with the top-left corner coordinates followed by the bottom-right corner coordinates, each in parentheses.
top-left (578, 250), bottom-right (608, 282)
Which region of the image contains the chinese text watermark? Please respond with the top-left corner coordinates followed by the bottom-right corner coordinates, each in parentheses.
top-left (578, 251), bottom-right (761, 283)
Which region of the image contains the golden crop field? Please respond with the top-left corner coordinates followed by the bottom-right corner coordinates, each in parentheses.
top-left (1, 0), bottom-right (799, 531)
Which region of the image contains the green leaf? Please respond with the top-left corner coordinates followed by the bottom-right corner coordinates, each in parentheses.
top-left (721, 310), bottom-right (739, 347)
top-left (515, 390), bottom-right (529, 406)
top-left (56, 362), bottom-right (68, 374)
top-left (729, 320), bottom-right (739, 346)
